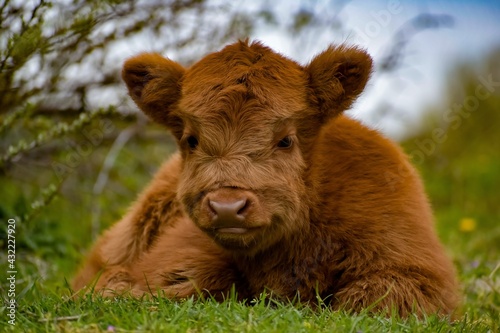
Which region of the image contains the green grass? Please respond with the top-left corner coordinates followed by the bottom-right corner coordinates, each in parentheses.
top-left (4, 285), bottom-right (495, 333)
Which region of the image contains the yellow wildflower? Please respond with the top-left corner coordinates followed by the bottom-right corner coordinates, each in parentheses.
top-left (459, 218), bottom-right (477, 232)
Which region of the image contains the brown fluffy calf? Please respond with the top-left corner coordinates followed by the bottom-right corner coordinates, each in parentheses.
top-left (73, 40), bottom-right (459, 317)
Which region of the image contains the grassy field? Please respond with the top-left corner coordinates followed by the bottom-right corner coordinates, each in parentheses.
top-left (1, 123), bottom-right (499, 332)
top-left (1, 65), bottom-right (499, 331)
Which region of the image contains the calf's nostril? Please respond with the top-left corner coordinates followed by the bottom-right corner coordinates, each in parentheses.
top-left (237, 200), bottom-right (248, 215)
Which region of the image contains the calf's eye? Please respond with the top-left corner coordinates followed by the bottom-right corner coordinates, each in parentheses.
top-left (187, 135), bottom-right (199, 150)
top-left (277, 136), bottom-right (293, 149)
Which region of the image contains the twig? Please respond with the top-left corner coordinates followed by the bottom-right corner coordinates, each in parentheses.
top-left (38, 313), bottom-right (88, 322)
top-left (90, 117), bottom-right (145, 239)
top-left (489, 262), bottom-right (500, 280)
top-left (1, 107), bottom-right (116, 167)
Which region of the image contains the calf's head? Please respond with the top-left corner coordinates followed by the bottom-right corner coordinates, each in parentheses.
top-left (123, 41), bottom-right (372, 254)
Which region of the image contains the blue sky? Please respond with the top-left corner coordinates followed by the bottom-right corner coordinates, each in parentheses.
top-left (252, 0), bottom-right (500, 139)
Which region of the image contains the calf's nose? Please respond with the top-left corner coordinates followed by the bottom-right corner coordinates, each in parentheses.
top-left (209, 198), bottom-right (248, 225)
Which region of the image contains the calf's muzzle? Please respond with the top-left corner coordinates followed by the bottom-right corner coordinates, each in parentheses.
top-left (202, 188), bottom-right (260, 235)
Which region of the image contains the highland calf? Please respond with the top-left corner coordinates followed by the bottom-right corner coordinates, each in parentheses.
top-left (73, 40), bottom-right (459, 317)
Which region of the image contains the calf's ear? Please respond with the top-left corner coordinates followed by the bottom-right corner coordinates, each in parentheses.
top-left (122, 53), bottom-right (185, 137)
top-left (306, 45), bottom-right (372, 120)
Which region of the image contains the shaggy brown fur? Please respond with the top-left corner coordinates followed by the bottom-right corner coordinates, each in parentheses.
top-left (73, 40), bottom-right (459, 317)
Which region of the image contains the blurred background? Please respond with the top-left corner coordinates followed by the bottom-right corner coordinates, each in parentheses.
top-left (0, 0), bottom-right (499, 314)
